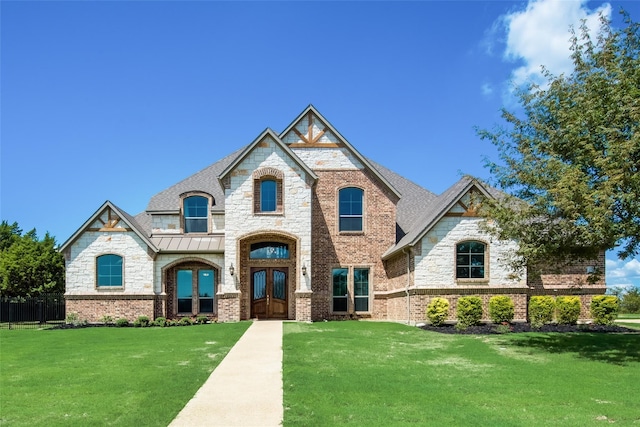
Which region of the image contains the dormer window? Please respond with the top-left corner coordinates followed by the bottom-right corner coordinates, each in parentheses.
top-left (183, 196), bottom-right (208, 233)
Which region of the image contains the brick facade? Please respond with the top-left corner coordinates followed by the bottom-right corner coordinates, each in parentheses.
top-left (309, 169), bottom-right (398, 320)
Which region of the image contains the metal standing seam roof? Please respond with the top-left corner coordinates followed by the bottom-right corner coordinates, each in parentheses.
top-left (150, 235), bottom-right (225, 252)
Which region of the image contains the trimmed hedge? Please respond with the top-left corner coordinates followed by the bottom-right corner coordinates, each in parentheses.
top-left (426, 297), bottom-right (450, 326)
top-left (528, 296), bottom-right (555, 328)
top-left (556, 296), bottom-right (581, 325)
top-left (590, 295), bottom-right (619, 325)
top-left (488, 295), bottom-right (515, 324)
top-left (456, 296), bottom-right (483, 329)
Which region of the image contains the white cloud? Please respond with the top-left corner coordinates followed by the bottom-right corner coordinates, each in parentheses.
top-left (606, 257), bottom-right (640, 289)
top-left (500, 0), bottom-right (611, 87)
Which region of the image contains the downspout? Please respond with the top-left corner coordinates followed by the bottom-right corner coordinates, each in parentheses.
top-left (404, 248), bottom-right (412, 325)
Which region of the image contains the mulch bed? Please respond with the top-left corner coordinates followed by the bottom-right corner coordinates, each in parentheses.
top-left (419, 322), bottom-right (638, 334)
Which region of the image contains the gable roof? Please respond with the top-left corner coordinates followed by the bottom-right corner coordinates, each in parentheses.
top-left (382, 176), bottom-right (495, 260)
top-left (59, 200), bottom-right (158, 253)
top-left (280, 105), bottom-right (402, 200)
top-left (218, 127), bottom-right (319, 184)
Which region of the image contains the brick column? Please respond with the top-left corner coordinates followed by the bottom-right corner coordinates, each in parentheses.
top-left (295, 290), bottom-right (313, 321)
top-left (217, 291), bottom-right (241, 322)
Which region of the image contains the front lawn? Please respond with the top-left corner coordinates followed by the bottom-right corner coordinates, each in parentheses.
top-left (0, 323), bottom-right (250, 426)
top-left (283, 321), bottom-right (640, 426)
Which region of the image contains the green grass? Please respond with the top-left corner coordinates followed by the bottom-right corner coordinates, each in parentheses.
top-left (283, 321), bottom-right (640, 426)
top-left (617, 313), bottom-right (640, 319)
top-left (0, 323), bottom-right (250, 426)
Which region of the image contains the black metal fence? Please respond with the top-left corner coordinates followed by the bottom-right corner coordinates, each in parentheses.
top-left (0, 293), bottom-right (65, 329)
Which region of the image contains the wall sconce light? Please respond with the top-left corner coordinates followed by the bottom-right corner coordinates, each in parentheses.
top-left (586, 266), bottom-right (596, 274)
top-left (229, 263), bottom-right (235, 276)
top-left (302, 265), bottom-right (307, 276)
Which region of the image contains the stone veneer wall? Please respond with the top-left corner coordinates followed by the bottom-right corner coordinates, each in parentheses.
top-left (64, 231), bottom-right (155, 322)
top-left (310, 169), bottom-right (398, 320)
top-left (415, 216), bottom-right (525, 288)
top-left (222, 136), bottom-right (313, 319)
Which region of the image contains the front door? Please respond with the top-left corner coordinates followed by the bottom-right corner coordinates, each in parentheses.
top-left (251, 267), bottom-right (288, 319)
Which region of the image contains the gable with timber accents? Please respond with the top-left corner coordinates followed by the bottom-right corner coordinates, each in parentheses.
top-left (281, 110), bottom-right (341, 147)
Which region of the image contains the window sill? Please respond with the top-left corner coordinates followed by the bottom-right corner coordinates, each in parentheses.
top-left (338, 231), bottom-right (365, 236)
top-left (96, 286), bottom-right (124, 291)
top-left (254, 212), bottom-right (284, 216)
top-left (456, 279), bottom-right (489, 285)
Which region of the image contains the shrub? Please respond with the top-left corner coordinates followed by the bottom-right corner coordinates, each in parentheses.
top-left (100, 315), bottom-right (114, 325)
top-left (488, 296), bottom-right (515, 324)
top-left (133, 315), bottom-right (151, 328)
top-left (590, 295), bottom-right (619, 325)
top-left (154, 317), bottom-right (167, 327)
top-left (195, 316), bottom-right (208, 325)
top-left (456, 296), bottom-right (483, 328)
top-left (426, 297), bottom-right (450, 326)
top-left (556, 296), bottom-right (581, 325)
top-left (178, 317), bottom-right (194, 326)
top-left (65, 312), bottom-right (79, 325)
top-left (115, 318), bottom-right (130, 327)
top-left (528, 296), bottom-right (555, 328)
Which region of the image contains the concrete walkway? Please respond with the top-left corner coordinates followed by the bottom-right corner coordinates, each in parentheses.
top-left (169, 320), bottom-right (283, 427)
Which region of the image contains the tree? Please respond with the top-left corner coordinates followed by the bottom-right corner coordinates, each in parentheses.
top-left (0, 221), bottom-right (65, 296)
top-left (477, 12), bottom-right (639, 270)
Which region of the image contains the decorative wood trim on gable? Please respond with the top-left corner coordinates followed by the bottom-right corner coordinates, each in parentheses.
top-left (95, 206), bottom-right (130, 231)
top-left (444, 188), bottom-right (483, 217)
top-left (288, 111), bottom-right (340, 148)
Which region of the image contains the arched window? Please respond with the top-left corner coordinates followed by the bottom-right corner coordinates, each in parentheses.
top-left (96, 254), bottom-right (123, 287)
top-left (184, 196), bottom-right (208, 233)
top-left (250, 242), bottom-right (290, 259)
top-left (456, 241), bottom-right (486, 279)
top-left (253, 169), bottom-right (283, 214)
top-left (339, 187), bottom-right (363, 232)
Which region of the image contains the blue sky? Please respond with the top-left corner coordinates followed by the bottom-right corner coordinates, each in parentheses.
top-left (1, 0), bottom-right (638, 289)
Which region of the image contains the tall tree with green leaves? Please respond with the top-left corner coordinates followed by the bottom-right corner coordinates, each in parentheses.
top-left (0, 221), bottom-right (65, 296)
top-left (477, 12), bottom-right (639, 270)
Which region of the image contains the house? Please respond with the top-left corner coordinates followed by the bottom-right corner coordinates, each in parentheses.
top-left (59, 105), bottom-right (606, 323)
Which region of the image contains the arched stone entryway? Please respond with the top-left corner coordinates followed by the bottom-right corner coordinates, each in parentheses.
top-left (238, 232), bottom-right (298, 320)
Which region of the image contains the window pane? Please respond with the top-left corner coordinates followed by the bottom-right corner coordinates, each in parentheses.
top-left (273, 270), bottom-right (286, 300)
top-left (355, 297), bottom-right (369, 312)
top-left (333, 297), bottom-right (348, 312)
top-left (185, 218), bottom-right (207, 233)
top-left (178, 299), bottom-right (192, 313)
top-left (339, 217), bottom-right (363, 232)
top-left (184, 196), bottom-right (208, 233)
top-left (97, 254), bottom-right (123, 287)
top-left (354, 268), bottom-right (369, 296)
top-left (457, 242), bottom-right (469, 253)
top-left (332, 269), bottom-right (348, 296)
top-left (471, 255), bottom-right (484, 266)
top-left (199, 299), bottom-right (214, 313)
top-left (177, 270), bottom-right (192, 298)
top-left (456, 267), bottom-right (469, 278)
top-left (339, 188), bottom-right (363, 231)
top-left (260, 180), bottom-right (277, 212)
top-left (250, 242), bottom-right (289, 259)
top-left (469, 242), bottom-right (485, 253)
top-left (253, 270), bottom-right (266, 299)
top-left (471, 267), bottom-right (485, 278)
top-left (198, 270), bottom-right (214, 297)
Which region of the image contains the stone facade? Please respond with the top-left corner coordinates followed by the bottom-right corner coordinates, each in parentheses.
top-left (61, 106), bottom-right (607, 324)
